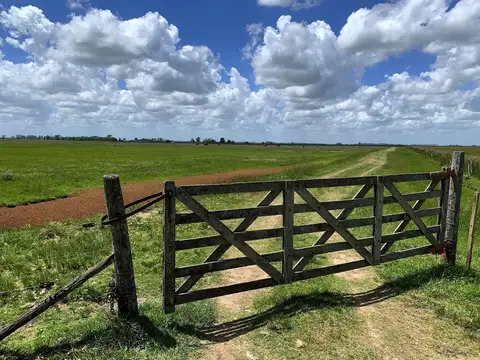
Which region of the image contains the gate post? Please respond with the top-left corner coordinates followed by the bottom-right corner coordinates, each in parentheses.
top-left (445, 152), bottom-right (465, 265)
top-left (103, 175), bottom-right (139, 318)
top-left (283, 181), bottom-right (294, 283)
top-left (163, 181), bottom-right (176, 313)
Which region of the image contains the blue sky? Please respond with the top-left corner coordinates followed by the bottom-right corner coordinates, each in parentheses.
top-left (0, 0), bottom-right (478, 144)
top-left (0, 0), bottom-right (437, 86)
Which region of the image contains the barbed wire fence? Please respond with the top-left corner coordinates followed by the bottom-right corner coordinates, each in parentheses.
top-left (0, 177), bottom-right (166, 341)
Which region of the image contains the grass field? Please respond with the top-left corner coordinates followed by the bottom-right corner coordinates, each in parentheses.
top-left (1, 145), bottom-right (480, 359)
top-left (0, 140), bottom-right (376, 207)
top-left (419, 145), bottom-right (480, 158)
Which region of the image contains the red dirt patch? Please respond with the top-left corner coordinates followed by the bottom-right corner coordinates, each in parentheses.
top-left (0, 166), bottom-right (292, 228)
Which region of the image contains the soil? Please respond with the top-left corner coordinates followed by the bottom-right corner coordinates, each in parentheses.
top-left (0, 166), bottom-right (294, 228)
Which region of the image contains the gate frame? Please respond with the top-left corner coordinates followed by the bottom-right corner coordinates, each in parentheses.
top-left (163, 152), bottom-right (464, 314)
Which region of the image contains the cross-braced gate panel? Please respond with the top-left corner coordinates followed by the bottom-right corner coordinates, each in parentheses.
top-left (163, 169), bottom-right (452, 313)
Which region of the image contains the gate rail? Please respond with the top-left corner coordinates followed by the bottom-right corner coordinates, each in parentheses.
top-left (162, 162), bottom-right (464, 313)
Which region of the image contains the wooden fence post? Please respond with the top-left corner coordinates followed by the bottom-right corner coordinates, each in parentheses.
top-left (445, 152), bottom-right (465, 265)
top-left (103, 175), bottom-right (139, 317)
top-left (163, 181), bottom-right (176, 314)
top-left (283, 181), bottom-right (294, 283)
top-left (466, 191), bottom-right (479, 270)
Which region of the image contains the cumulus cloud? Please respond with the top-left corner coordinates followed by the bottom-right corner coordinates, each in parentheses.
top-left (0, 6), bottom-right (264, 134)
top-left (252, 15), bottom-right (361, 104)
top-left (0, 1), bottom-right (480, 142)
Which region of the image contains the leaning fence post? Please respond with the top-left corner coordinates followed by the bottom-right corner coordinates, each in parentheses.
top-left (466, 191), bottom-right (479, 270)
top-left (163, 181), bottom-right (176, 314)
top-left (445, 152), bottom-right (465, 265)
top-left (103, 175), bottom-right (139, 317)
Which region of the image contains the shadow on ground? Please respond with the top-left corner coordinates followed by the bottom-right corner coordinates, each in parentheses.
top-left (1, 263), bottom-right (477, 358)
top-left (0, 315), bottom-right (176, 360)
top-left (177, 263), bottom-right (478, 342)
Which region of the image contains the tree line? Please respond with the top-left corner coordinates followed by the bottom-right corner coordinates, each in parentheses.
top-left (1, 134), bottom-right (237, 144)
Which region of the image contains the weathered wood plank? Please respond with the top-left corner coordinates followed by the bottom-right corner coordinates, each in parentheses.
top-left (176, 171), bottom-right (448, 196)
top-left (178, 181), bottom-right (284, 195)
top-left (174, 225), bottom-right (440, 278)
top-left (296, 186), bottom-right (374, 264)
top-left (176, 208), bottom-right (441, 250)
top-left (0, 254), bottom-right (114, 341)
top-left (383, 171), bottom-right (448, 182)
top-left (383, 208), bottom-right (440, 223)
top-left (381, 245), bottom-right (436, 262)
top-left (163, 181), bottom-right (176, 314)
top-left (103, 175), bottom-right (138, 318)
top-left (381, 179), bottom-right (439, 254)
top-left (294, 171), bottom-right (448, 190)
top-left (373, 177), bottom-right (384, 265)
top-left (382, 226), bottom-right (439, 243)
top-left (384, 181), bottom-right (437, 245)
top-left (175, 278), bottom-right (277, 304)
top-left (175, 251), bottom-right (284, 278)
top-left (283, 181), bottom-right (294, 283)
top-left (176, 190), bottom-right (281, 294)
top-left (295, 177), bottom-right (376, 189)
top-left (293, 184), bottom-right (372, 272)
top-left (293, 260), bottom-right (370, 281)
top-left (176, 204), bottom-right (284, 224)
top-left (176, 190), bottom-right (442, 225)
top-left (293, 225), bottom-right (439, 258)
top-left (176, 228), bottom-right (283, 250)
top-left (176, 189), bottom-right (284, 284)
top-left (445, 151), bottom-right (465, 264)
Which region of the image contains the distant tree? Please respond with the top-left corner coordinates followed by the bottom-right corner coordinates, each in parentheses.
top-left (203, 138), bottom-right (216, 144)
top-left (220, 137), bottom-right (226, 144)
top-left (196, 137), bottom-right (201, 143)
top-left (190, 138), bottom-right (195, 143)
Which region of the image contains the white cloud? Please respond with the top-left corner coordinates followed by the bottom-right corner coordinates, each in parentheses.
top-left (66, 0), bottom-right (90, 11)
top-left (252, 15), bottom-right (361, 103)
top-left (0, 1), bottom-right (480, 143)
top-left (242, 23), bottom-right (263, 60)
top-left (51, 10), bottom-right (180, 66)
top-left (257, 0), bottom-right (322, 10)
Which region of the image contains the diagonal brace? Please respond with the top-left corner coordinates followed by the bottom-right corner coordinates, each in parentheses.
top-left (296, 187), bottom-right (374, 265)
top-left (381, 179), bottom-right (439, 254)
top-left (383, 181), bottom-right (437, 245)
top-left (176, 189), bottom-right (284, 284)
top-left (294, 184), bottom-right (372, 272)
top-left (176, 190), bottom-right (280, 294)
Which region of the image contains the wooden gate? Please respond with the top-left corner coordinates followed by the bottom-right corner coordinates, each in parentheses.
top-left (163, 168), bottom-right (456, 313)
